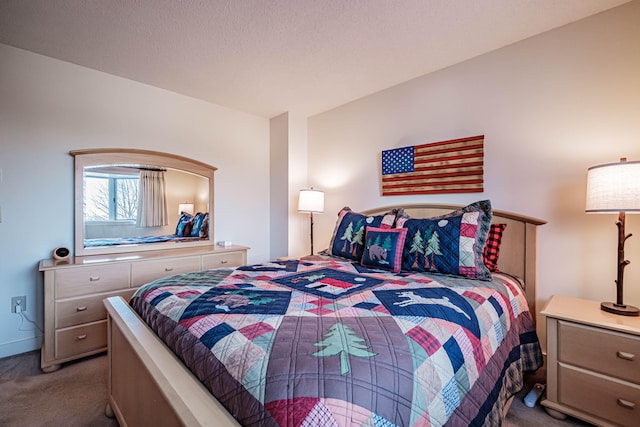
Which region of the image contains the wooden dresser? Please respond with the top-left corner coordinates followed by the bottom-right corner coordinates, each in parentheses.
top-left (39, 245), bottom-right (248, 372)
top-left (541, 295), bottom-right (640, 426)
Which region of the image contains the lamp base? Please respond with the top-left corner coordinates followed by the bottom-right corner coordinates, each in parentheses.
top-left (601, 302), bottom-right (640, 316)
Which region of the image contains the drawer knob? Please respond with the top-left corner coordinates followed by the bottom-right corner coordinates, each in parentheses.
top-left (165, 267), bottom-right (173, 272)
top-left (617, 398), bottom-right (636, 410)
top-left (617, 351), bottom-right (636, 361)
top-left (220, 260), bottom-right (228, 264)
top-left (76, 306), bottom-right (88, 312)
top-left (76, 334), bottom-right (87, 341)
top-left (89, 276), bottom-right (100, 281)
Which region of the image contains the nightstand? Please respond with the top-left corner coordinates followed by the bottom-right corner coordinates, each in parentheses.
top-left (541, 295), bottom-right (640, 427)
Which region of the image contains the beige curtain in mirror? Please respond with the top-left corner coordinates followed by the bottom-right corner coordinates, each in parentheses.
top-left (137, 169), bottom-right (168, 227)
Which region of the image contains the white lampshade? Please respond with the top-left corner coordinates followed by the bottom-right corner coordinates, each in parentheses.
top-left (298, 189), bottom-right (324, 213)
top-left (586, 159), bottom-right (640, 213)
top-left (178, 203), bottom-right (194, 215)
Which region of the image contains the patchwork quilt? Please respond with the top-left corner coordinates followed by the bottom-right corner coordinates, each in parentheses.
top-left (84, 234), bottom-right (202, 247)
top-left (131, 255), bottom-right (542, 427)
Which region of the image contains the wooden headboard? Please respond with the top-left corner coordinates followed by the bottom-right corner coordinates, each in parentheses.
top-left (361, 204), bottom-right (546, 317)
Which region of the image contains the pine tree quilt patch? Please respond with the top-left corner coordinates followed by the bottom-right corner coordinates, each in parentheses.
top-left (131, 255), bottom-right (542, 426)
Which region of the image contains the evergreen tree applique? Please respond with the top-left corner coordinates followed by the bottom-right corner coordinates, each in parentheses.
top-left (424, 229), bottom-right (442, 271)
top-left (382, 234), bottom-right (392, 252)
top-left (312, 322), bottom-right (377, 375)
top-left (340, 219), bottom-right (364, 255)
top-left (340, 222), bottom-right (354, 252)
top-left (409, 229), bottom-right (425, 269)
top-left (351, 222), bottom-right (365, 256)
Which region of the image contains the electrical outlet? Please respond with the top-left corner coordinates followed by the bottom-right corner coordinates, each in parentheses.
top-left (11, 296), bottom-right (26, 313)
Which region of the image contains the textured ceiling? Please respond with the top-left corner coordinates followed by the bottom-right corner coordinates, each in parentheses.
top-left (0, 0), bottom-right (631, 118)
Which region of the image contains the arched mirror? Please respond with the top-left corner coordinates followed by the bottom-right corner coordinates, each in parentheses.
top-left (72, 149), bottom-right (215, 256)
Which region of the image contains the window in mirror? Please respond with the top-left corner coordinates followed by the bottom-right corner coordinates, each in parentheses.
top-left (85, 166), bottom-right (139, 221)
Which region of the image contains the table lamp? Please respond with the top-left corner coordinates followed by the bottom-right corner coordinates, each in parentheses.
top-left (178, 203), bottom-right (194, 215)
top-left (298, 188), bottom-right (324, 255)
top-left (585, 157), bottom-right (640, 316)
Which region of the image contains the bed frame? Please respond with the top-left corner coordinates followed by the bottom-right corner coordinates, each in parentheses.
top-left (103, 203), bottom-right (545, 426)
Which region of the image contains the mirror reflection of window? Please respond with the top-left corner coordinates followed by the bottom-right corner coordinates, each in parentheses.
top-left (84, 167), bottom-right (139, 222)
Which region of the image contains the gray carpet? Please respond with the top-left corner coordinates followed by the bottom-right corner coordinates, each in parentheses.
top-left (0, 350), bottom-right (589, 426)
top-left (504, 368), bottom-right (589, 427)
top-left (0, 351), bottom-right (117, 427)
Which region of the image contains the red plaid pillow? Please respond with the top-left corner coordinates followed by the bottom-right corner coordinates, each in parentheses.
top-left (483, 223), bottom-right (506, 272)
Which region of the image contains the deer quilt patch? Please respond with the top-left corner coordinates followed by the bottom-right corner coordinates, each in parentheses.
top-left (375, 287), bottom-right (481, 338)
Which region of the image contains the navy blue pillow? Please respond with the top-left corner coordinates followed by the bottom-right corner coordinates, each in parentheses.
top-left (395, 200), bottom-right (492, 280)
top-left (190, 212), bottom-right (209, 238)
top-left (176, 212), bottom-right (193, 236)
top-left (360, 227), bottom-right (408, 273)
top-left (328, 207), bottom-right (397, 262)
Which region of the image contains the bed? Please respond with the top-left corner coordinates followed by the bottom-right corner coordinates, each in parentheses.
top-left (103, 202), bottom-right (545, 426)
top-left (85, 212), bottom-right (210, 248)
top-left (84, 234), bottom-right (206, 247)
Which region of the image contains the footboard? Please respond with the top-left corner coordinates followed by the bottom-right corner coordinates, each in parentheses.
top-left (104, 296), bottom-right (240, 427)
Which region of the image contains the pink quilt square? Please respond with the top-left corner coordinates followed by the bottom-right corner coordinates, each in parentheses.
top-left (459, 222), bottom-right (477, 237)
top-left (239, 322), bottom-right (275, 340)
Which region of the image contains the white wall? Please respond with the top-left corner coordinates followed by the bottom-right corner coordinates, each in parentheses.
top-left (0, 44), bottom-right (270, 358)
top-left (287, 112), bottom-right (310, 257)
top-left (269, 112), bottom-right (310, 259)
top-left (270, 113), bottom-right (289, 258)
top-left (307, 1), bottom-right (640, 344)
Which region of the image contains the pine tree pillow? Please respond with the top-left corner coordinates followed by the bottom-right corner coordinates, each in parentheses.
top-left (360, 227), bottom-right (408, 273)
top-left (328, 207), bottom-right (397, 262)
top-left (394, 200), bottom-right (493, 280)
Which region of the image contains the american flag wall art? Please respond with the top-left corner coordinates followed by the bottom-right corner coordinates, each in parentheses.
top-left (381, 135), bottom-right (484, 196)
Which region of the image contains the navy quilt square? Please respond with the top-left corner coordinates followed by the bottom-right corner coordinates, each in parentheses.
top-left (272, 268), bottom-right (385, 299)
top-left (375, 287), bottom-right (480, 337)
top-left (360, 227), bottom-right (407, 273)
top-left (181, 288), bottom-right (291, 318)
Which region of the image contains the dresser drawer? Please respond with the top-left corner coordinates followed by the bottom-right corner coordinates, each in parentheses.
top-left (131, 256), bottom-right (201, 286)
top-left (55, 321), bottom-right (107, 359)
top-left (559, 320), bottom-right (640, 383)
top-left (202, 251), bottom-right (246, 270)
top-left (56, 289), bottom-right (137, 329)
top-left (559, 364), bottom-right (639, 427)
top-left (55, 264), bottom-right (130, 298)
